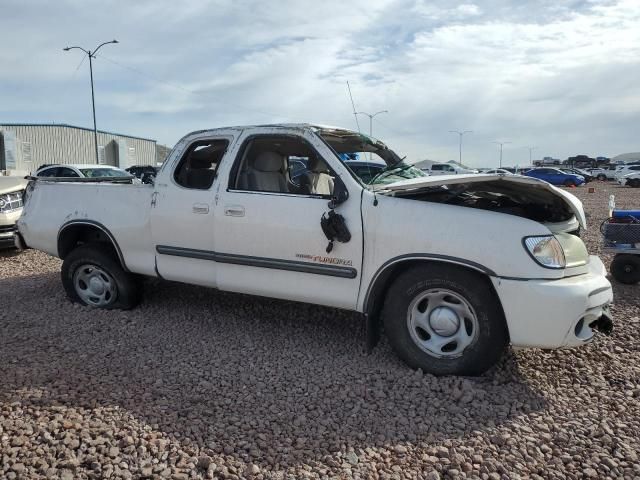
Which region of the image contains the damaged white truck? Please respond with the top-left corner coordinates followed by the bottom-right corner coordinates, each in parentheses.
top-left (16, 124), bottom-right (613, 375)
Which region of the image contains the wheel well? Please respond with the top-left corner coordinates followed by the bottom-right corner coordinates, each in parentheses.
top-left (57, 223), bottom-right (126, 269)
top-left (365, 259), bottom-right (507, 334)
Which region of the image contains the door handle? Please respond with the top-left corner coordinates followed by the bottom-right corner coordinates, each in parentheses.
top-left (192, 203), bottom-right (209, 214)
top-left (224, 205), bottom-right (245, 217)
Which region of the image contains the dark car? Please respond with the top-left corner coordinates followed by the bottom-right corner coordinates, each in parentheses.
top-left (344, 161), bottom-right (386, 184)
top-left (524, 168), bottom-right (585, 186)
top-left (126, 165), bottom-right (158, 184)
top-left (561, 167), bottom-right (593, 182)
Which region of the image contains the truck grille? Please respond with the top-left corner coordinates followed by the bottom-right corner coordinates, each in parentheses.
top-left (0, 224), bottom-right (17, 234)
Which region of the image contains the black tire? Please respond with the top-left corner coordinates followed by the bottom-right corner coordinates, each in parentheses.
top-left (381, 264), bottom-right (508, 376)
top-left (597, 174), bottom-right (607, 181)
top-left (564, 179), bottom-right (576, 187)
top-left (61, 243), bottom-right (142, 309)
top-left (629, 179), bottom-right (640, 188)
top-left (610, 254), bottom-right (640, 285)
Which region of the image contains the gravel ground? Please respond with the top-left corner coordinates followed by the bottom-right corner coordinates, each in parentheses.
top-left (1, 182), bottom-right (639, 480)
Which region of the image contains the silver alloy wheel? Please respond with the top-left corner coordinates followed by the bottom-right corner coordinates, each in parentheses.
top-left (73, 264), bottom-right (117, 307)
top-left (407, 288), bottom-right (479, 358)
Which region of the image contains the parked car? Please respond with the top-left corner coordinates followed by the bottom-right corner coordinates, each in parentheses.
top-left (618, 172), bottom-right (640, 188)
top-left (17, 123), bottom-right (613, 376)
top-left (561, 167), bottom-right (594, 183)
top-left (586, 168), bottom-right (611, 181)
top-left (0, 176), bottom-right (28, 249)
top-left (126, 165), bottom-right (158, 184)
top-left (343, 161), bottom-right (385, 183)
top-left (524, 168), bottom-right (585, 186)
top-left (344, 161), bottom-right (428, 185)
top-left (429, 163), bottom-right (478, 175)
top-left (35, 164), bottom-right (135, 180)
top-left (614, 164), bottom-right (640, 180)
top-left (483, 168), bottom-right (513, 175)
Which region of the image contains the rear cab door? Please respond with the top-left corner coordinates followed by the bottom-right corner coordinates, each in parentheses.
top-left (151, 129), bottom-right (239, 287)
top-left (212, 126), bottom-right (364, 309)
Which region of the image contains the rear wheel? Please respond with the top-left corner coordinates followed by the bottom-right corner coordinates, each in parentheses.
top-left (61, 243), bottom-right (142, 309)
top-left (610, 254), bottom-right (640, 284)
top-left (597, 174), bottom-right (607, 181)
top-left (382, 264), bottom-right (508, 376)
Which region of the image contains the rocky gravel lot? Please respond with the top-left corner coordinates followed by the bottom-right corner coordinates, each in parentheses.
top-left (1, 182), bottom-right (639, 480)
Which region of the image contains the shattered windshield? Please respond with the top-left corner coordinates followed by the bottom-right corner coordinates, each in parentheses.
top-left (317, 128), bottom-right (427, 187)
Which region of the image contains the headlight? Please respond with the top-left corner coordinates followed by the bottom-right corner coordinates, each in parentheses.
top-left (523, 235), bottom-right (566, 269)
top-left (0, 191), bottom-right (24, 213)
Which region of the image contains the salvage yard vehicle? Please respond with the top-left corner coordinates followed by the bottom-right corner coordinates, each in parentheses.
top-left (0, 176), bottom-right (28, 249)
top-left (16, 124), bottom-right (614, 376)
top-left (36, 164), bottom-right (135, 180)
top-left (618, 171), bottom-right (640, 188)
top-left (524, 168), bottom-right (585, 187)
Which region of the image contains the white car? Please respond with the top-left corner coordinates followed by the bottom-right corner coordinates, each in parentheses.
top-left (0, 176), bottom-right (28, 249)
top-left (613, 164), bottom-right (640, 180)
top-left (483, 168), bottom-right (513, 175)
top-left (16, 124), bottom-right (613, 376)
top-left (618, 172), bottom-right (640, 188)
top-left (35, 164), bottom-right (135, 180)
top-left (429, 163), bottom-right (478, 175)
top-left (586, 168), bottom-right (615, 180)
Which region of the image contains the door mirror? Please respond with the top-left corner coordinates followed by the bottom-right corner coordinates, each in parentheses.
top-left (328, 176), bottom-right (349, 209)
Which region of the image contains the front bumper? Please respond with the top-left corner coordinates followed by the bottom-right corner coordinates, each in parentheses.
top-left (492, 256), bottom-right (613, 348)
top-left (0, 209), bottom-right (22, 249)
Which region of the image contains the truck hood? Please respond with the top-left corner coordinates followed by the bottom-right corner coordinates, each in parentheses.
top-left (379, 173), bottom-right (587, 229)
top-left (0, 176), bottom-right (28, 195)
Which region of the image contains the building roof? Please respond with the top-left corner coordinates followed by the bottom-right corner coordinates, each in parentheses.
top-left (0, 123), bottom-right (156, 143)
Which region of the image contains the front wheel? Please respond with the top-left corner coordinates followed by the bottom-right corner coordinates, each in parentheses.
top-left (597, 174), bottom-right (607, 181)
top-left (61, 243), bottom-right (142, 309)
top-left (382, 264), bottom-right (508, 376)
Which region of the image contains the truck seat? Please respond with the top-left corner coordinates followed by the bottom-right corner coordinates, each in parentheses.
top-left (301, 156), bottom-right (334, 195)
top-left (243, 152), bottom-right (288, 192)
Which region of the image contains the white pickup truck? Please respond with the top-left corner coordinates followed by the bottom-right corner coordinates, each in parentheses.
top-left (17, 124), bottom-right (613, 375)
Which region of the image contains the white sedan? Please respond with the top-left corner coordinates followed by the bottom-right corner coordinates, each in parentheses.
top-left (35, 164), bottom-right (135, 180)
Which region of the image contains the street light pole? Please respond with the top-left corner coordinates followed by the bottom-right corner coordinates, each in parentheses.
top-left (63, 40), bottom-right (119, 164)
top-left (493, 141), bottom-right (512, 168)
top-left (356, 110), bottom-right (388, 160)
top-left (527, 146), bottom-right (536, 165)
top-left (449, 130), bottom-right (472, 165)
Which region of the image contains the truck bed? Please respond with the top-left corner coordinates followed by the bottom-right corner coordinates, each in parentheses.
top-left (20, 181), bottom-right (157, 276)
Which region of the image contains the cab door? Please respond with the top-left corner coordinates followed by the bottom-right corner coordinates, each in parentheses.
top-left (213, 129), bottom-right (364, 310)
top-left (150, 133), bottom-right (235, 287)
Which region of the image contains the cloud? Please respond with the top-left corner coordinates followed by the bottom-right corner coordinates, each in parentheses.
top-left (0, 0), bottom-right (638, 166)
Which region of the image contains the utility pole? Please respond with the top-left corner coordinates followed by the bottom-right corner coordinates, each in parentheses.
top-left (449, 130), bottom-right (472, 165)
top-left (356, 110), bottom-right (388, 160)
top-left (493, 141), bottom-right (512, 168)
top-left (63, 40), bottom-right (119, 164)
top-left (527, 146), bottom-right (536, 165)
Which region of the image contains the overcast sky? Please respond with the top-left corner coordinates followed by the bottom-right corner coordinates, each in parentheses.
top-left (1, 0), bottom-right (639, 166)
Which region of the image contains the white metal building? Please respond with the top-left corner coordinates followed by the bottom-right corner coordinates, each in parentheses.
top-left (0, 123), bottom-right (156, 175)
